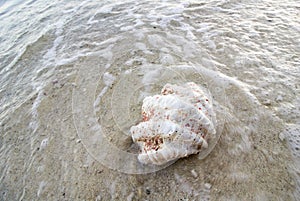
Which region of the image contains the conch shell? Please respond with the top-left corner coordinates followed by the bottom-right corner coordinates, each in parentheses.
top-left (131, 82), bottom-right (217, 165)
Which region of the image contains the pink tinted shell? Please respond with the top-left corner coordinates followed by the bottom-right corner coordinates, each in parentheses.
top-left (131, 82), bottom-right (216, 165)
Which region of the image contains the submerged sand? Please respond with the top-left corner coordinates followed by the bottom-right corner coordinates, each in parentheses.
top-left (1, 54), bottom-right (297, 200)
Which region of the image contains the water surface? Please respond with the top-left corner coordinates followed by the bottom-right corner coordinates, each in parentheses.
top-left (0, 0), bottom-right (299, 200)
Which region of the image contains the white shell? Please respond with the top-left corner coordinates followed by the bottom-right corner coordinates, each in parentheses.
top-left (131, 82), bottom-right (217, 165)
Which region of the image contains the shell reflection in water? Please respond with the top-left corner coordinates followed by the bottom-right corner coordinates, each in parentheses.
top-left (131, 82), bottom-right (218, 165)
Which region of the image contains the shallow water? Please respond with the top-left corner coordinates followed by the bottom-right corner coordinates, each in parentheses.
top-left (0, 0), bottom-right (299, 200)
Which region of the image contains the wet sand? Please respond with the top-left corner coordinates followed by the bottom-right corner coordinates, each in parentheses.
top-left (1, 54), bottom-right (296, 200)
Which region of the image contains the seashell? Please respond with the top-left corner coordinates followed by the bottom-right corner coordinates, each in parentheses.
top-left (131, 82), bottom-right (217, 165)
